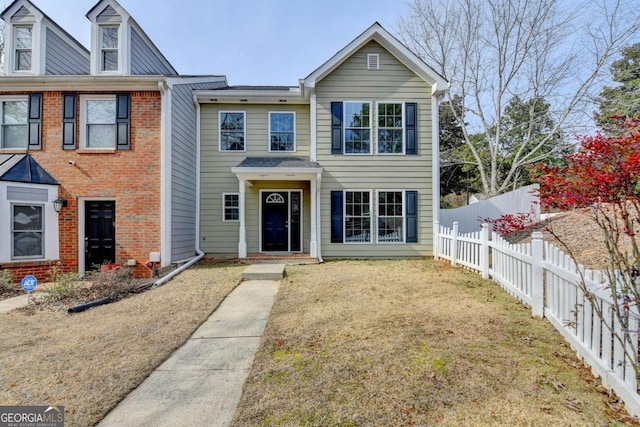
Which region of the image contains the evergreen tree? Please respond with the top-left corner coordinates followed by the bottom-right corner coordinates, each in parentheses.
top-left (595, 43), bottom-right (640, 132)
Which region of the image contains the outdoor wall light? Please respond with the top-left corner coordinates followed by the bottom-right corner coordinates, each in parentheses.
top-left (53, 198), bottom-right (68, 213)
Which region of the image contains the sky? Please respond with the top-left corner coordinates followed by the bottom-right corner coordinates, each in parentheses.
top-left (11, 0), bottom-right (411, 85)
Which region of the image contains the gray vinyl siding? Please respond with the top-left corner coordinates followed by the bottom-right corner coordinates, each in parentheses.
top-left (170, 81), bottom-right (226, 261)
top-left (130, 28), bottom-right (175, 76)
top-left (199, 103), bottom-right (311, 256)
top-left (45, 28), bottom-right (90, 75)
top-left (316, 41), bottom-right (434, 258)
top-left (7, 186), bottom-right (48, 202)
top-left (96, 5), bottom-right (121, 23)
top-left (10, 6), bottom-right (31, 21)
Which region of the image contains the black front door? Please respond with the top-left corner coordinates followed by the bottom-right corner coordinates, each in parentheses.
top-left (262, 192), bottom-right (289, 251)
top-left (85, 201), bottom-right (116, 271)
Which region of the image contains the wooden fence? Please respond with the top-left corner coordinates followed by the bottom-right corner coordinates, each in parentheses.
top-left (435, 221), bottom-right (640, 416)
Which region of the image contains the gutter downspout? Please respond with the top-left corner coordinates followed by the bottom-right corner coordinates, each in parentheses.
top-left (151, 89), bottom-right (205, 287)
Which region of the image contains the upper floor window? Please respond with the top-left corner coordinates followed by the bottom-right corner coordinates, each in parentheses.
top-left (12, 204), bottom-right (44, 259)
top-left (100, 26), bottom-right (119, 72)
top-left (14, 26), bottom-right (33, 72)
top-left (377, 103), bottom-right (404, 154)
top-left (81, 95), bottom-right (116, 148)
top-left (269, 112), bottom-right (295, 152)
top-left (219, 111), bottom-right (245, 151)
top-left (1, 97), bottom-right (28, 149)
top-left (344, 102), bottom-right (371, 154)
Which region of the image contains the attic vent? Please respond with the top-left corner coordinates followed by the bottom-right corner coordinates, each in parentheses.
top-left (367, 53), bottom-right (379, 70)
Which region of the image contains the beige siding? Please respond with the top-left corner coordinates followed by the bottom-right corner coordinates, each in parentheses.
top-left (316, 41), bottom-right (435, 257)
top-left (200, 104), bottom-right (311, 256)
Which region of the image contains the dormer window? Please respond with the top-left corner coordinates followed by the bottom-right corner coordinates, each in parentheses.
top-left (13, 25), bottom-right (32, 71)
top-left (100, 26), bottom-right (119, 72)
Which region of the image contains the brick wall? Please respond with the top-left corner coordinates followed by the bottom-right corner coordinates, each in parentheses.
top-left (2, 90), bottom-right (162, 281)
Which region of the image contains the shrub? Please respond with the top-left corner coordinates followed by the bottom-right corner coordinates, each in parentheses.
top-left (45, 272), bottom-right (82, 301)
top-left (0, 270), bottom-right (14, 293)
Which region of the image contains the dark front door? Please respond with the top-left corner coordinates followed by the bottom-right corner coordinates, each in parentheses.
top-left (85, 201), bottom-right (116, 271)
top-left (262, 192), bottom-right (289, 251)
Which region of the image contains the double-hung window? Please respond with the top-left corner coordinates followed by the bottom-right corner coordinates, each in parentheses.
top-left (101, 26), bottom-right (119, 72)
top-left (377, 103), bottom-right (404, 154)
top-left (219, 112), bottom-right (245, 151)
top-left (223, 193), bottom-right (240, 221)
top-left (78, 94), bottom-right (129, 150)
top-left (269, 112), bottom-right (295, 152)
top-left (344, 102), bottom-right (371, 154)
top-left (331, 190), bottom-right (418, 244)
top-left (377, 191), bottom-right (404, 243)
top-left (14, 26), bottom-right (33, 72)
top-left (1, 97), bottom-right (29, 149)
top-left (82, 95), bottom-right (117, 148)
top-left (12, 204), bottom-right (44, 259)
top-left (344, 191), bottom-right (372, 243)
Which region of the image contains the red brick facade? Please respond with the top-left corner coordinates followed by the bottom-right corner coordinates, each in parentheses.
top-left (1, 90), bottom-right (162, 281)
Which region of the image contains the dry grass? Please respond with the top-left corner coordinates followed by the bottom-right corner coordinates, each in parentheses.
top-left (233, 260), bottom-right (630, 426)
top-left (507, 209), bottom-right (636, 270)
top-left (0, 262), bottom-right (244, 427)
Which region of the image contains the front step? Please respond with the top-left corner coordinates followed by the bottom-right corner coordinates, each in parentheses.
top-left (242, 264), bottom-right (286, 281)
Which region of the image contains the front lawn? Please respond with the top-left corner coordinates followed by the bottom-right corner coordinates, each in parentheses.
top-left (233, 260), bottom-right (628, 426)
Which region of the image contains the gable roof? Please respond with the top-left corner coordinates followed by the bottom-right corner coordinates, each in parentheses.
top-left (0, 154), bottom-right (59, 185)
top-left (86, 0), bottom-right (178, 76)
top-left (303, 22), bottom-right (448, 96)
top-left (1, 0), bottom-right (90, 56)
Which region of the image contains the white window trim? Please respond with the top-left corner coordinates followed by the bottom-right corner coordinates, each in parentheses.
top-left (99, 25), bottom-right (121, 74)
top-left (12, 25), bottom-right (34, 73)
top-left (375, 190), bottom-right (406, 244)
top-left (218, 111), bottom-right (246, 152)
top-left (268, 111), bottom-right (296, 152)
top-left (11, 202), bottom-right (45, 260)
top-left (79, 94), bottom-right (117, 150)
top-left (222, 193), bottom-right (240, 222)
top-left (0, 95), bottom-right (29, 149)
top-left (375, 101), bottom-right (406, 156)
top-left (343, 101), bottom-right (372, 155)
top-left (343, 189), bottom-right (373, 244)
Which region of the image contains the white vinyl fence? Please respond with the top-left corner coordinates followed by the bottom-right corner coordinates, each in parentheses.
top-left (440, 184), bottom-right (540, 233)
top-left (435, 221), bottom-right (640, 416)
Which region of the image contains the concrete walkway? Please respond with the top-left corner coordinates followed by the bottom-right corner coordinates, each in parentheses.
top-left (98, 266), bottom-right (283, 427)
top-left (0, 293), bottom-right (30, 314)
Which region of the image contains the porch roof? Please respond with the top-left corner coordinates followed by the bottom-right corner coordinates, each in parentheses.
top-left (231, 157), bottom-right (322, 182)
top-left (0, 154), bottom-right (59, 185)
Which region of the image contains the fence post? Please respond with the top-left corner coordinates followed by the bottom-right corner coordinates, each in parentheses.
top-left (452, 221), bottom-right (459, 267)
top-left (531, 231), bottom-right (544, 318)
top-left (434, 221), bottom-right (440, 260)
top-left (480, 223), bottom-right (490, 279)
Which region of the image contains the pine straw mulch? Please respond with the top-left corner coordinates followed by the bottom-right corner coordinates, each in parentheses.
top-left (504, 208), bottom-right (636, 271)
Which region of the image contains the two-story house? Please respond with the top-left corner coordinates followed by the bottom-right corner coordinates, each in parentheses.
top-left (0, 0), bottom-right (225, 280)
top-left (197, 23), bottom-right (448, 261)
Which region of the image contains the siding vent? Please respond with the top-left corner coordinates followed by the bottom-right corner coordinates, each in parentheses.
top-left (367, 53), bottom-right (379, 70)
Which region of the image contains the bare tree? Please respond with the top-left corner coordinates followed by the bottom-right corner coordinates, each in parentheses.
top-left (398, 0), bottom-right (640, 196)
top-left (0, 20), bottom-right (4, 74)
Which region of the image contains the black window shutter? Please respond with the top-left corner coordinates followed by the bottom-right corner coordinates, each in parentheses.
top-left (116, 93), bottom-right (130, 150)
top-left (331, 102), bottom-right (343, 154)
top-left (405, 102), bottom-right (417, 155)
top-left (330, 190), bottom-right (344, 243)
top-left (62, 93), bottom-right (77, 150)
top-left (28, 93), bottom-right (42, 149)
top-left (406, 190), bottom-right (418, 243)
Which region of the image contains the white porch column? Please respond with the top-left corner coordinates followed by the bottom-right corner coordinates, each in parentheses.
top-left (238, 179), bottom-right (247, 258)
top-left (310, 177), bottom-right (317, 258)
top-left (315, 172), bottom-right (322, 260)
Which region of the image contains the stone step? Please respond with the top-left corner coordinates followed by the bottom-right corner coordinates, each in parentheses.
top-left (242, 264), bottom-right (286, 281)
